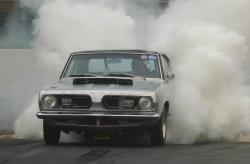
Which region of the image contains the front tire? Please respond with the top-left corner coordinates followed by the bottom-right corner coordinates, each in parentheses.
top-left (150, 110), bottom-right (167, 146)
top-left (43, 121), bottom-right (60, 145)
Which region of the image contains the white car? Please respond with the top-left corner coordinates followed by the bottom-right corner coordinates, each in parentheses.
top-left (37, 50), bottom-right (175, 145)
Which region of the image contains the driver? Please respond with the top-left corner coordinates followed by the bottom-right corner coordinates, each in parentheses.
top-left (131, 59), bottom-right (150, 76)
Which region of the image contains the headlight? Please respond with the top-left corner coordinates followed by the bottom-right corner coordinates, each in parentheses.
top-left (43, 95), bottom-right (57, 108)
top-left (138, 97), bottom-right (152, 110)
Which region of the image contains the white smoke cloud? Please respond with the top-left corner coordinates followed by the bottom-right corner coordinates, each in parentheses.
top-left (14, 0), bottom-right (250, 143)
top-left (36, 0), bottom-right (135, 52)
top-left (154, 23), bottom-right (250, 143)
top-left (14, 96), bottom-right (42, 139)
top-left (148, 0), bottom-right (250, 143)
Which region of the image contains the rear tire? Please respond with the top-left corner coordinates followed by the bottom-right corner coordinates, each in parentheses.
top-left (150, 110), bottom-right (167, 146)
top-left (43, 121), bottom-right (60, 145)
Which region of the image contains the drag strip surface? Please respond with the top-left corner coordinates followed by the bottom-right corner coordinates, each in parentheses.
top-left (1, 138), bottom-right (250, 164)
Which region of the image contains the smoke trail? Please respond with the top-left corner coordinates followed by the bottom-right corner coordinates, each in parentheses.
top-left (14, 96), bottom-right (42, 139)
top-left (149, 0), bottom-right (250, 143)
top-left (155, 24), bottom-right (250, 143)
top-left (0, 49), bottom-right (43, 131)
top-left (14, 0), bottom-right (250, 143)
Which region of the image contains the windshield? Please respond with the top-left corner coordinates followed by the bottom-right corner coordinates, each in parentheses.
top-left (63, 53), bottom-right (161, 78)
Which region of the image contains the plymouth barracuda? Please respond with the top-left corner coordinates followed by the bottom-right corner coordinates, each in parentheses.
top-left (37, 50), bottom-right (175, 145)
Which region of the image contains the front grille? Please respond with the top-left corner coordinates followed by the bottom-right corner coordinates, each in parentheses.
top-left (57, 95), bottom-right (91, 109)
top-left (102, 96), bottom-right (140, 110)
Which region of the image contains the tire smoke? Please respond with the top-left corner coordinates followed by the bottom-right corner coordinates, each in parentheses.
top-left (14, 0), bottom-right (250, 143)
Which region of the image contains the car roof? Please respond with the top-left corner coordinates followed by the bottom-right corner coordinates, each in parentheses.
top-left (72, 49), bottom-right (159, 55)
top-left (70, 49), bottom-right (170, 63)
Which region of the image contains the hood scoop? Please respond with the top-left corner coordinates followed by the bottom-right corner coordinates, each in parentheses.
top-left (73, 78), bottom-right (133, 86)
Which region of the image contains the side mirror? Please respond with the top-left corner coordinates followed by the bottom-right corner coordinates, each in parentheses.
top-left (166, 72), bottom-right (175, 80)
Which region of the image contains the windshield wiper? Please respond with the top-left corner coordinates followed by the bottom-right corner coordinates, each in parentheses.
top-left (69, 74), bottom-right (101, 77)
top-left (105, 73), bottom-right (145, 80)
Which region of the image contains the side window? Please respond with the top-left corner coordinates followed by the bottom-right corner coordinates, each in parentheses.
top-left (161, 54), bottom-right (170, 77)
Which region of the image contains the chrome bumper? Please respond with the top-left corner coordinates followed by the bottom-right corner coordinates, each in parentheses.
top-left (37, 112), bottom-right (160, 130)
top-left (37, 112), bottom-right (160, 119)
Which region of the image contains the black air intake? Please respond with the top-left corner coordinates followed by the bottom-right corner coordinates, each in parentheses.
top-left (102, 96), bottom-right (140, 109)
top-left (57, 95), bottom-right (92, 109)
top-left (73, 78), bottom-right (133, 86)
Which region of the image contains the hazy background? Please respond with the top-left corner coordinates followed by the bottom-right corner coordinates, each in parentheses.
top-left (1, 0), bottom-right (250, 144)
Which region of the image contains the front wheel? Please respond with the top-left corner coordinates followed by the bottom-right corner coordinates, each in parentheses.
top-left (43, 121), bottom-right (60, 145)
top-left (149, 111), bottom-right (167, 146)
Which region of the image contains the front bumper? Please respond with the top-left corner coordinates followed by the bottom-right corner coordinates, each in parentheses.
top-left (37, 112), bottom-right (160, 119)
top-left (37, 112), bottom-right (160, 130)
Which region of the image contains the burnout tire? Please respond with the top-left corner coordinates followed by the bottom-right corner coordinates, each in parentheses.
top-left (43, 121), bottom-right (60, 145)
top-left (150, 110), bottom-right (167, 146)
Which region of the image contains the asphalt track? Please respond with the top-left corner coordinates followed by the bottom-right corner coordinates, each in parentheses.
top-left (1, 133), bottom-right (250, 164)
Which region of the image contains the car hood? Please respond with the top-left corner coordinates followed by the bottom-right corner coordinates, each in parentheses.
top-left (41, 77), bottom-right (163, 95)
